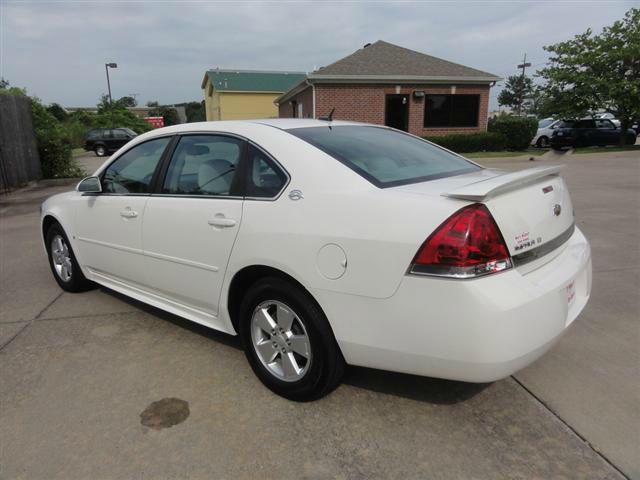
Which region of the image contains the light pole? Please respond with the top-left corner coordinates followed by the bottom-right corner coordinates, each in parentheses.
top-left (105, 62), bottom-right (118, 104)
top-left (516, 54), bottom-right (531, 116)
top-left (105, 62), bottom-right (117, 126)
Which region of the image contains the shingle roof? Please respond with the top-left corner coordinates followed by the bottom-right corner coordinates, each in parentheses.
top-left (202, 69), bottom-right (306, 92)
top-left (309, 40), bottom-right (499, 80)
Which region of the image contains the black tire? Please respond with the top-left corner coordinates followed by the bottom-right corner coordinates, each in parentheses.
top-left (45, 222), bottom-right (94, 292)
top-left (536, 136), bottom-right (549, 148)
top-left (239, 276), bottom-right (345, 401)
top-left (95, 145), bottom-right (107, 157)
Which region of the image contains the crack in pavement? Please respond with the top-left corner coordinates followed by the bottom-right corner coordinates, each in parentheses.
top-left (0, 291), bottom-right (63, 352)
top-left (511, 375), bottom-right (630, 480)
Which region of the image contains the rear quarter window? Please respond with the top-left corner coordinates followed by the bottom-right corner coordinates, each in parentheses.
top-left (288, 126), bottom-right (480, 188)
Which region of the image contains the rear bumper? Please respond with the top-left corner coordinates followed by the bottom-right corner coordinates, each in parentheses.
top-left (314, 227), bottom-right (592, 382)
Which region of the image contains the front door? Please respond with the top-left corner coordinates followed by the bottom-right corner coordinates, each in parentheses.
top-left (141, 134), bottom-right (244, 317)
top-left (385, 94), bottom-right (409, 131)
top-left (74, 136), bottom-right (171, 286)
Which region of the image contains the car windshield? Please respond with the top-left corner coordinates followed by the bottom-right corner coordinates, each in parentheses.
top-left (538, 118), bottom-right (555, 128)
top-left (288, 126), bottom-right (480, 188)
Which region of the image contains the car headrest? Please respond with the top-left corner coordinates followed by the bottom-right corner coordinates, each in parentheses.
top-left (198, 159), bottom-right (234, 192)
top-left (186, 144), bottom-right (210, 156)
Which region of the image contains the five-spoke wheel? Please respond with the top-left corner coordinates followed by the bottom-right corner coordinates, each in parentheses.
top-left (251, 300), bottom-right (312, 382)
top-left (240, 277), bottom-right (344, 401)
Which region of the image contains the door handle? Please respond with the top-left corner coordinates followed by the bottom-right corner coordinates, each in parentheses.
top-left (120, 208), bottom-right (138, 218)
top-left (208, 216), bottom-right (237, 228)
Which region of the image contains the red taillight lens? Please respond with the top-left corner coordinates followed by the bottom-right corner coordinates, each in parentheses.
top-left (410, 204), bottom-right (512, 278)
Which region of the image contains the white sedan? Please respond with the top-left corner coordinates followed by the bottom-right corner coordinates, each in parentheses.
top-left (41, 120), bottom-right (592, 401)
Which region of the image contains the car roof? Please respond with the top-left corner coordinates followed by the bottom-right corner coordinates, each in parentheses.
top-left (141, 119), bottom-right (367, 136)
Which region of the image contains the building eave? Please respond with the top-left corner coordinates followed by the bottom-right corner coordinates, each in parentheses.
top-left (306, 74), bottom-right (502, 84)
top-left (274, 80), bottom-right (311, 105)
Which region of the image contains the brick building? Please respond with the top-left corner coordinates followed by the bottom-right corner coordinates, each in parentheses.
top-left (276, 41), bottom-right (500, 137)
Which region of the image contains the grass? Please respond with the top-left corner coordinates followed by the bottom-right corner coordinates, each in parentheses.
top-left (572, 145), bottom-right (640, 155)
top-left (464, 148), bottom-right (545, 159)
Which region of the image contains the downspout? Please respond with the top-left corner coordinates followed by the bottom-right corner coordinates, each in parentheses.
top-left (306, 79), bottom-right (316, 119)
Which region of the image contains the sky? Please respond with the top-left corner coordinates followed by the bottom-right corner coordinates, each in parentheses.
top-left (0, 0), bottom-right (636, 110)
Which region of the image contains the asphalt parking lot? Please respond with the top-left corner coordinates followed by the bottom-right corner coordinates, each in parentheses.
top-left (1, 150), bottom-right (638, 479)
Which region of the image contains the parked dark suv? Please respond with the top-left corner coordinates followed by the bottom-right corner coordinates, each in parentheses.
top-left (84, 128), bottom-right (137, 157)
top-left (550, 119), bottom-right (636, 149)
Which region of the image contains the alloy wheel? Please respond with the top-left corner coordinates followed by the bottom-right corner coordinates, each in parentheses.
top-left (51, 234), bottom-right (73, 282)
top-left (250, 300), bottom-right (312, 382)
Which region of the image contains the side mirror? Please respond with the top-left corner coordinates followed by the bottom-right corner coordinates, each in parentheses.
top-left (77, 176), bottom-right (102, 193)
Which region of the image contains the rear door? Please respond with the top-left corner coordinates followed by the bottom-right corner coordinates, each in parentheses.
top-left (112, 129), bottom-right (131, 150)
top-left (595, 119), bottom-right (618, 145)
top-left (141, 134), bottom-right (245, 316)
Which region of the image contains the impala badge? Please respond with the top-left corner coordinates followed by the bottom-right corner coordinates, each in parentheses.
top-left (553, 204), bottom-right (562, 216)
top-left (288, 189), bottom-right (304, 201)
top-left (542, 185), bottom-right (554, 194)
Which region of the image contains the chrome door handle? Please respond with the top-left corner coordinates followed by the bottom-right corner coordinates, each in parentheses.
top-left (208, 216), bottom-right (237, 228)
top-left (120, 209), bottom-right (138, 218)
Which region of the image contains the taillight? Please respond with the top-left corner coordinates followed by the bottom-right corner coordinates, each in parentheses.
top-left (409, 203), bottom-right (512, 279)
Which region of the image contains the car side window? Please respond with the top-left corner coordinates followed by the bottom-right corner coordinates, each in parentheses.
top-left (162, 135), bottom-right (242, 196)
top-left (245, 144), bottom-right (287, 198)
top-left (102, 137), bottom-right (170, 194)
top-left (113, 129), bottom-right (128, 139)
top-left (596, 119), bottom-right (614, 129)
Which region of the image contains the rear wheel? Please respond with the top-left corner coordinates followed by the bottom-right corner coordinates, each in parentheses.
top-left (95, 145), bottom-right (106, 157)
top-left (239, 277), bottom-right (344, 401)
top-left (45, 223), bottom-right (93, 292)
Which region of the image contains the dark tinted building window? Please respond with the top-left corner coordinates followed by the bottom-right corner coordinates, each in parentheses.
top-left (424, 94), bottom-right (480, 128)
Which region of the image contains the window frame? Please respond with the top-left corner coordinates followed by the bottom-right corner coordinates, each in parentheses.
top-left (242, 141), bottom-right (291, 201)
top-left (156, 133), bottom-right (247, 198)
top-left (423, 94), bottom-right (480, 128)
top-left (94, 135), bottom-right (177, 197)
top-left (150, 132), bottom-right (290, 201)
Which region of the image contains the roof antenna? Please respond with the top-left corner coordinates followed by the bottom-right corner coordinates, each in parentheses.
top-left (320, 108), bottom-right (335, 122)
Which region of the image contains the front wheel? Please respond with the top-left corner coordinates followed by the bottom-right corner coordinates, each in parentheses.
top-left (239, 277), bottom-right (345, 401)
top-left (95, 145), bottom-right (107, 157)
top-left (45, 223), bottom-right (93, 292)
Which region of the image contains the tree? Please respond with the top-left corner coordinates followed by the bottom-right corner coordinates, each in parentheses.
top-left (116, 95), bottom-right (137, 108)
top-left (0, 78), bottom-right (27, 97)
top-left (147, 100), bottom-right (180, 126)
top-left (185, 101), bottom-right (206, 122)
top-left (497, 75), bottom-right (535, 114)
top-left (46, 103), bottom-right (69, 122)
top-left (538, 7), bottom-right (640, 144)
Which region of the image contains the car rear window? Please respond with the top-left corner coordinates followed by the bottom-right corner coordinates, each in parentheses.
top-left (288, 126), bottom-right (480, 188)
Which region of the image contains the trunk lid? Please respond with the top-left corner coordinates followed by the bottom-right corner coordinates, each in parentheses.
top-left (393, 166), bottom-right (575, 267)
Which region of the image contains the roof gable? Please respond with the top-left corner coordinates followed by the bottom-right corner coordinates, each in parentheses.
top-left (203, 69), bottom-right (306, 92)
top-left (309, 41), bottom-right (499, 80)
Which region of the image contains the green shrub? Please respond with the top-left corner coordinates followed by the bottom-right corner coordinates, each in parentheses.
top-left (424, 132), bottom-right (507, 153)
top-left (488, 114), bottom-right (538, 150)
top-left (31, 100), bottom-right (82, 178)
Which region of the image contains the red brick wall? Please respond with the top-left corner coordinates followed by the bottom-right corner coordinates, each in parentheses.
top-left (278, 86), bottom-right (314, 118)
top-left (281, 83), bottom-right (491, 136)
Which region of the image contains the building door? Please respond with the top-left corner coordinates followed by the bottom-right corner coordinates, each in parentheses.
top-left (385, 94), bottom-right (409, 131)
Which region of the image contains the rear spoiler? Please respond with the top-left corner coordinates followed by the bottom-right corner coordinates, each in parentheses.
top-left (442, 166), bottom-right (563, 201)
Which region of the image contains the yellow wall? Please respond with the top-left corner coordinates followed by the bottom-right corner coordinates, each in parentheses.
top-left (203, 76), bottom-right (282, 120)
top-left (218, 92), bottom-right (280, 120)
top-left (203, 83), bottom-right (221, 121)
